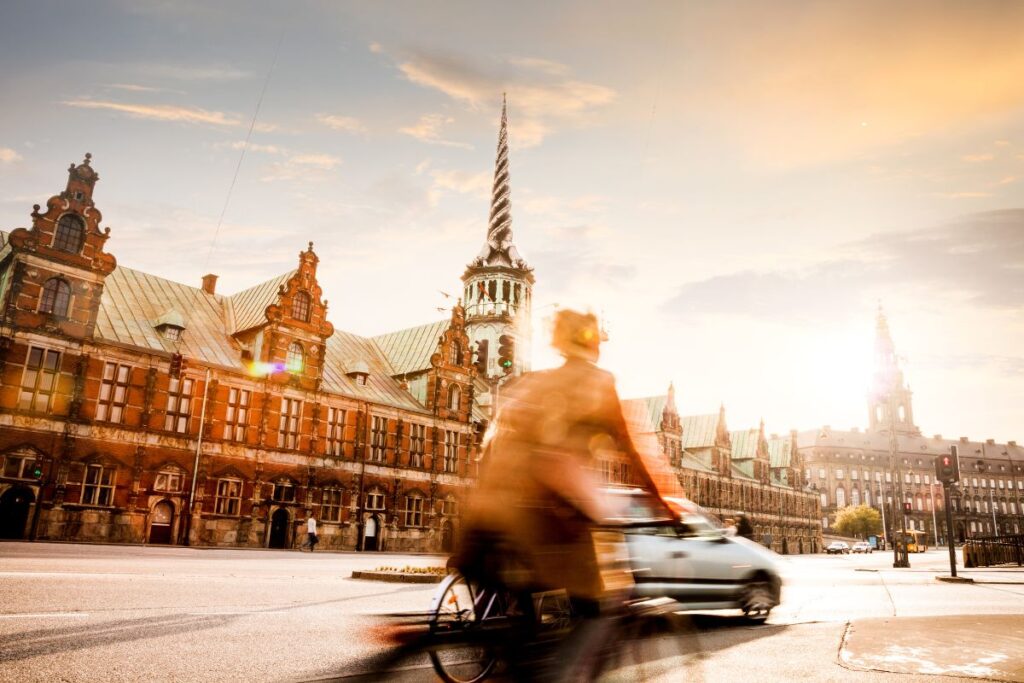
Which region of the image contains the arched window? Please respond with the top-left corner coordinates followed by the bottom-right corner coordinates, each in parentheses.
top-left (835, 487), bottom-right (846, 508)
top-left (286, 342), bottom-right (304, 373)
top-left (40, 278), bottom-right (71, 317)
top-left (291, 291), bottom-right (311, 322)
top-left (54, 214), bottom-right (85, 253)
top-left (851, 488), bottom-right (860, 506)
top-left (447, 384), bottom-right (461, 411)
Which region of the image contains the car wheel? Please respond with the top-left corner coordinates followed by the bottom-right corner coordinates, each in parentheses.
top-left (740, 581), bottom-right (774, 623)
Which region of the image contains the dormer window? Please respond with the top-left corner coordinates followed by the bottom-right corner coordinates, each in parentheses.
top-left (54, 214), bottom-right (85, 253)
top-left (40, 278), bottom-right (71, 317)
top-left (345, 360), bottom-right (370, 386)
top-left (153, 310), bottom-right (186, 342)
top-left (291, 291), bottom-right (311, 323)
top-left (286, 342), bottom-right (304, 373)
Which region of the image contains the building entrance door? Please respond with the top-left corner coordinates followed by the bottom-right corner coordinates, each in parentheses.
top-left (148, 501), bottom-right (174, 544)
top-left (363, 516), bottom-right (378, 551)
top-left (440, 520), bottom-right (454, 552)
top-left (269, 509), bottom-right (290, 549)
top-left (0, 487), bottom-right (34, 539)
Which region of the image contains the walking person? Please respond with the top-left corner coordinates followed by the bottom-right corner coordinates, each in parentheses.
top-left (305, 514), bottom-right (319, 552)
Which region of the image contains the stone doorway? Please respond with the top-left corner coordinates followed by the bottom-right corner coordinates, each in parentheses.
top-left (269, 508), bottom-right (290, 549)
top-left (0, 487), bottom-right (34, 539)
top-left (363, 515), bottom-right (379, 551)
top-left (148, 500), bottom-right (174, 544)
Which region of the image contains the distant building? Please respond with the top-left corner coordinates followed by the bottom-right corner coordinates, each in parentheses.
top-left (797, 307), bottom-right (1024, 543)
top-left (622, 386), bottom-right (824, 554)
top-left (0, 102), bottom-right (530, 551)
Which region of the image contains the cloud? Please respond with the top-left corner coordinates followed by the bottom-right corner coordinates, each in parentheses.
top-left (260, 153), bottom-right (341, 182)
top-left (315, 113), bottom-right (368, 134)
top-left (663, 209), bottom-right (1024, 319)
top-left (389, 50), bottom-right (615, 147)
top-left (133, 63), bottom-right (250, 81)
top-left (62, 99), bottom-right (240, 126)
top-left (430, 169), bottom-right (490, 195)
top-left (105, 83), bottom-right (172, 93)
top-left (963, 153), bottom-right (995, 162)
top-left (221, 141), bottom-right (284, 155)
top-left (935, 191), bottom-right (994, 198)
top-left (399, 114), bottom-right (471, 148)
top-left (0, 147), bottom-right (22, 163)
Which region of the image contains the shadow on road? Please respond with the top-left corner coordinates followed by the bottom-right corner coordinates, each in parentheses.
top-left (0, 590), bottom-right (403, 663)
top-left (307, 611), bottom-right (785, 682)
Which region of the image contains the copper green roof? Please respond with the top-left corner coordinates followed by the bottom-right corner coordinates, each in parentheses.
top-left (680, 414), bottom-right (719, 449)
top-left (767, 436), bottom-right (793, 468)
top-left (97, 265), bottom-right (242, 367)
top-left (730, 429), bottom-right (759, 460)
top-left (622, 395), bottom-right (667, 433)
top-left (321, 330), bottom-right (430, 414)
top-left (225, 269), bottom-right (296, 334)
top-left (371, 320), bottom-right (447, 376)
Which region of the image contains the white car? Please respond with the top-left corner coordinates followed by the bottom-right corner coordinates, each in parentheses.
top-left (851, 541), bottom-right (873, 554)
top-left (606, 489), bottom-right (783, 622)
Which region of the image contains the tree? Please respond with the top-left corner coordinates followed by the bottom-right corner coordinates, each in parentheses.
top-left (833, 504), bottom-right (883, 539)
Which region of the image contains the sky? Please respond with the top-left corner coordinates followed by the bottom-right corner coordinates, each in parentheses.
top-left (0, 0), bottom-right (1022, 443)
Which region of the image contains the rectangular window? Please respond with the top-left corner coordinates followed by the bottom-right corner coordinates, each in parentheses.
top-left (370, 416), bottom-right (387, 462)
top-left (904, 473), bottom-right (911, 484)
top-left (214, 478), bottom-right (242, 515)
top-left (365, 490), bottom-right (385, 511)
top-left (19, 347), bottom-right (61, 412)
top-left (990, 478), bottom-right (996, 488)
top-left (885, 472), bottom-right (892, 483)
top-left (924, 475), bottom-right (930, 485)
top-left (835, 469), bottom-right (844, 479)
top-left (409, 424), bottom-right (426, 468)
top-left (818, 468), bottom-right (826, 479)
top-left (875, 472), bottom-right (882, 482)
top-left (164, 376), bottom-right (194, 433)
top-left (225, 388), bottom-right (250, 442)
top-left (441, 498), bottom-right (458, 516)
top-left (914, 474), bottom-right (921, 484)
top-left (981, 479), bottom-right (987, 488)
top-left (154, 469), bottom-right (183, 492)
top-left (443, 430), bottom-right (458, 473)
top-left (326, 407), bottom-right (346, 456)
top-left (278, 398), bottom-right (302, 449)
top-left (404, 495), bottom-right (424, 527)
top-left (3, 454), bottom-right (33, 479)
top-left (96, 362), bottom-right (131, 423)
top-left (851, 470), bottom-right (858, 480)
top-left (321, 489), bottom-right (343, 522)
top-left (272, 481), bottom-right (295, 502)
top-left (81, 464), bottom-right (116, 506)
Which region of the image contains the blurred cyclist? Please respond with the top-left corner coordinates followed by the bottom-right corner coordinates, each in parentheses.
top-left (452, 309), bottom-right (671, 679)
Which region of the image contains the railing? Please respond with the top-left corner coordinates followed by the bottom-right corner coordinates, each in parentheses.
top-left (963, 534), bottom-right (1024, 568)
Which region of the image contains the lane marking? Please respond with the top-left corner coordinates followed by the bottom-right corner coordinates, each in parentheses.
top-left (0, 613), bottom-right (90, 619)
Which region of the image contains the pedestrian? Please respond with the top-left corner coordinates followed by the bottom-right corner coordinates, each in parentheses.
top-left (736, 514), bottom-right (755, 540)
top-left (305, 515), bottom-right (318, 552)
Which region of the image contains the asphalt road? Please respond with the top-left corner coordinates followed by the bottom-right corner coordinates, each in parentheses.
top-left (0, 542), bottom-right (1022, 682)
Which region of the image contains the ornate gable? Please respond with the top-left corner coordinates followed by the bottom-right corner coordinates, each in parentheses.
top-left (4, 154), bottom-right (117, 340)
top-left (425, 302), bottom-right (474, 421)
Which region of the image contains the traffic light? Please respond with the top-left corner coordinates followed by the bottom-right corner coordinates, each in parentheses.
top-left (31, 459), bottom-right (44, 479)
top-left (497, 334), bottom-right (515, 374)
top-left (902, 501), bottom-right (912, 514)
top-left (473, 339), bottom-right (488, 375)
top-left (169, 353), bottom-right (185, 379)
top-left (935, 446), bottom-right (960, 483)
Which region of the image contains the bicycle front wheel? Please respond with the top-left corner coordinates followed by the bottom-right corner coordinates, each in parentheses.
top-left (428, 572), bottom-right (501, 683)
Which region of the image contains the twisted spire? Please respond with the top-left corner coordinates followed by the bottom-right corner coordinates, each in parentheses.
top-left (473, 94), bottom-right (528, 269)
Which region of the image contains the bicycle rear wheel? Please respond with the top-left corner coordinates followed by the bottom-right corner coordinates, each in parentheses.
top-left (428, 572), bottom-right (503, 683)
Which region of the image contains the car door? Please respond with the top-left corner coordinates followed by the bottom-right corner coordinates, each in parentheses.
top-left (625, 524), bottom-right (693, 600)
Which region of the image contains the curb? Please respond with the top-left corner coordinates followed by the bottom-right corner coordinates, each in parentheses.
top-left (351, 570), bottom-right (444, 584)
top-left (935, 576), bottom-right (974, 583)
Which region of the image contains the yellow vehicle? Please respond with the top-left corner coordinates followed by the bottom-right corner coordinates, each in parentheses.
top-left (900, 530), bottom-right (928, 553)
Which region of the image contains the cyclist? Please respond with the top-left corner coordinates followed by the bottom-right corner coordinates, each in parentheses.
top-left (452, 309), bottom-right (672, 679)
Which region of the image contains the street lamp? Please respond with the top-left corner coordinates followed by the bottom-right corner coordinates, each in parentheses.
top-left (886, 390), bottom-right (910, 568)
top-left (876, 485), bottom-right (887, 549)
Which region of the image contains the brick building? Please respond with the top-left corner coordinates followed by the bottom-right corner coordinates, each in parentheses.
top-left (623, 387), bottom-right (824, 554)
top-left (798, 307), bottom-right (1024, 544)
top-left (0, 105), bottom-right (536, 550)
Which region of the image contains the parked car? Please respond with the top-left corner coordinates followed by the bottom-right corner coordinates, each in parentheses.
top-left (825, 541), bottom-right (850, 554)
top-left (851, 541), bottom-right (873, 554)
top-left (605, 488), bottom-right (783, 622)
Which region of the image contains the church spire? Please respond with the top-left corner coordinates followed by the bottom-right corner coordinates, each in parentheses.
top-left (867, 303), bottom-right (918, 434)
top-left (472, 94), bottom-right (528, 270)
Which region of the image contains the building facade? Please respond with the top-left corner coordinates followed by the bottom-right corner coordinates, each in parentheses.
top-left (798, 308), bottom-right (1024, 544)
top-left (0, 106), bottom-right (534, 551)
top-left (623, 388), bottom-right (824, 554)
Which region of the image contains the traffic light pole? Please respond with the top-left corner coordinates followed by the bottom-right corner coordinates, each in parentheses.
top-left (888, 391), bottom-right (910, 568)
top-left (943, 484), bottom-right (957, 578)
